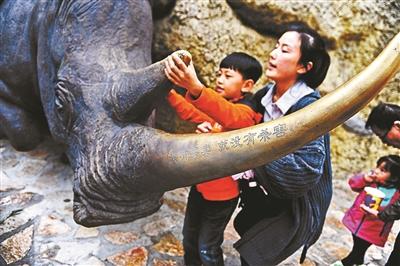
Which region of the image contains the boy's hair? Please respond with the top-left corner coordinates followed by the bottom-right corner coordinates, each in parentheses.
top-left (280, 22), bottom-right (330, 89)
top-left (219, 52), bottom-right (262, 83)
top-left (377, 155), bottom-right (400, 188)
top-left (366, 103), bottom-right (400, 136)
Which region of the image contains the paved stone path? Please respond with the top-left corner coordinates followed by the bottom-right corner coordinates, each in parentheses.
top-left (0, 139), bottom-right (398, 265)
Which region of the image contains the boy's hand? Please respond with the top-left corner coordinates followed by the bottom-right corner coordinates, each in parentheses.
top-left (196, 121), bottom-right (213, 134)
top-left (196, 122), bottom-right (222, 133)
top-left (360, 204), bottom-right (379, 216)
top-left (164, 54), bottom-right (205, 98)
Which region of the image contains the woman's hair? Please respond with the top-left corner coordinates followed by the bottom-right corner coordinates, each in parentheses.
top-left (280, 22), bottom-right (331, 88)
top-left (219, 52), bottom-right (263, 83)
top-left (365, 102), bottom-right (400, 136)
top-left (377, 155), bottom-right (400, 188)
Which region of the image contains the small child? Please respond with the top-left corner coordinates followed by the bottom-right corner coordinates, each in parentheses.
top-left (331, 155), bottom-right (400, 266)
top-left (165, 52), bottom-right (262, 266)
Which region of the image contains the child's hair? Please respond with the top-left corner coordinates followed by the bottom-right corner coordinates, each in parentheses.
top-left (366, 103), bottom-right (400, 136)
top-left (219, 52), bottom-right (262, 83)
top-left (377, 154), bottom-right (400, 188)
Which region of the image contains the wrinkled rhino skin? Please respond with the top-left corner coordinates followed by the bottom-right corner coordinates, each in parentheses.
top-left (0, 0), bottom-right (176, 226)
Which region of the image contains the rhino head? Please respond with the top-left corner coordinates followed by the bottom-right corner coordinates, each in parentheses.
top-left (32, 0), bottom-right (176, 225)
top-left (2, 0), bottom-right (399, 226)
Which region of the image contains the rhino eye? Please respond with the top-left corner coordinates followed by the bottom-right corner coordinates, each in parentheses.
top-left (55, 81), bottom-right (74, 130)
top-left (55, 83), bottom-right (67, 110)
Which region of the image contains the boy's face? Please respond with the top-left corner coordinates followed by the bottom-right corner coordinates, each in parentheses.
top-left (215, 68), bottom-right (247, 100)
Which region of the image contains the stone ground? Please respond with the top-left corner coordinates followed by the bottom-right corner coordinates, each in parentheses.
top-left (0, 138), bottom-right (398, 266)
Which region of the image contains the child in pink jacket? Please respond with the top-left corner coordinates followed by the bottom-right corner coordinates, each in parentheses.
top-left (332, 155), bottom-right (400, 266)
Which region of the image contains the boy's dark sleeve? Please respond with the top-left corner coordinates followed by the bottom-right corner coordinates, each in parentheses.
top-left (378, 198), bottom-right (400, 222)
top-left (249, 87), bottom-right (268, 114)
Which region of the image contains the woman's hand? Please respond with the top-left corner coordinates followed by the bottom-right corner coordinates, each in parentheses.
top-left (164, 54), bottom-right (205, 98)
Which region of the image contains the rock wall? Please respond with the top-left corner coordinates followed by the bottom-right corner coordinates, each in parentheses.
top-left (153, 0), bottom-right (400, 177)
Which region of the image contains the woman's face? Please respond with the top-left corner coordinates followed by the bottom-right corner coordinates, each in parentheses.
top-left (266, 31), bottom-right (306, 83)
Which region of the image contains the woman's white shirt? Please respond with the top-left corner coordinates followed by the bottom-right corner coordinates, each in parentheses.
top-left (261, 81), bottom-right (314, 122)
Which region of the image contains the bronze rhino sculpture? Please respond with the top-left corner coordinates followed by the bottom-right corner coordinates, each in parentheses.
top-left (0, 0), bottom-right (399, 227)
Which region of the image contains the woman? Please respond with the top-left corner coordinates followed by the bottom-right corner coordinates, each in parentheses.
top-left (232, 22), bottom-right (332, 265)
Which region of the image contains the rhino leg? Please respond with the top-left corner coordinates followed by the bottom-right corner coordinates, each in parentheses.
top-left (0, 98), bottom-right (43, 151)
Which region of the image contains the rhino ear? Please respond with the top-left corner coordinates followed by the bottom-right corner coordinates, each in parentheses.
top-left (55, 81), bottom-right (74, 132)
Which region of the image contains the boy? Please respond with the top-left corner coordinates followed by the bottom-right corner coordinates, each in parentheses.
top-left (165, 52), bottom-right (262, 266)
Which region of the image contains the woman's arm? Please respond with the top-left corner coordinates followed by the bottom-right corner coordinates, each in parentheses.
top-left (255, 135), bottom-right (326, 198)
top-left (379, 198), bottom-right (400, 221)
top-left (254, 91), bottom-right (328, 198)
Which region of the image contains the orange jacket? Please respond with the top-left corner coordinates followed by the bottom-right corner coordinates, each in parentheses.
top-left (166, 88), bottom-right (262, 200)
top-left (167, 89), bottom-right (214, 124)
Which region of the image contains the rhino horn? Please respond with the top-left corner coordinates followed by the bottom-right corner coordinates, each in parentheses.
top-left (141, 32), bottom-right (400, 191)
top-left (73, 33), bottom-right (399, 226)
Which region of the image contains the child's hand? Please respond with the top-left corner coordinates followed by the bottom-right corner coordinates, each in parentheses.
top-left (211, 123), bottom-right (222, 133)
top-left (364, 170), bottom-right (376, 183)
top-left (164, 54), bottom-right (204, 98)
top-left (360, 203), bottom-right (379, 216)
top-left (196, 121), bottom-right (213, 134)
